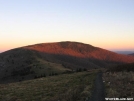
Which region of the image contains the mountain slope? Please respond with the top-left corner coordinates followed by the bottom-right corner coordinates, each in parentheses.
top-left (0, 41), bottom-right (134, 83)
top-left (106, 63), bottom-right (134, 72)
top-left (24, 41), bottom-right (134, 64)
top-left (0, 48), bottom-right (71, 83)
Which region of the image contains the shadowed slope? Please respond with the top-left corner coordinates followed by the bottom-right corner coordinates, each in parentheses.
top-left (0, 48), bottom-right (71, 83)
top-left (106, 63), bottom-right (134, 72)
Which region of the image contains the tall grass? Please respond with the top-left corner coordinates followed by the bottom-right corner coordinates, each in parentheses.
top-left (103, 71), bottom-right (134, 98)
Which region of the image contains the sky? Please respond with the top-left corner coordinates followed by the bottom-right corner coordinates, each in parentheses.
top-left (0, 0), bottom-right (134, 52)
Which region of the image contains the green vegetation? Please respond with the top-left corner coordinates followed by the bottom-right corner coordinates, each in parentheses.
top-left (103, 71), bottom-right (134, 98)
top-left (0, 72), bottom-right (96, 101)
top-left (31, 58), bottom-right (71, 77)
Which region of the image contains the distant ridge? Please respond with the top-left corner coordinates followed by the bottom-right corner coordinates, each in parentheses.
top-left (129, 53), bottom-right (134, 56)
top-left (0, 41), bottom-right (134, 83)
top-left (114, 51), bottom-right (134, 55)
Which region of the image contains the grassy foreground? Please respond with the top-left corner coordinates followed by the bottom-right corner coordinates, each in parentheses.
top-left (0, 72), bottom-right (96, 101)
top-left (103, 71), bottom-right (134, 98)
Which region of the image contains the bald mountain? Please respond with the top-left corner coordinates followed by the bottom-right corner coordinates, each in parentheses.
top-left (0, 41), bottom-right (134, 83)
top-left (24, 41), bottom-right (134, 64)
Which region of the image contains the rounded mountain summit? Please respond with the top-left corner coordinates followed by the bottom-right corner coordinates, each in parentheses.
top-left (0, 41), bottom-right (134, 83)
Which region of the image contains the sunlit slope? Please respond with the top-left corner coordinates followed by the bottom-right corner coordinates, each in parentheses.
top-left (24, 41), bottom-right (134, 64)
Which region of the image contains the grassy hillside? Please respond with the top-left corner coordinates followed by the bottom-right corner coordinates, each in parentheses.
top-left (0, 48), bottom-right (71, 83)
top-left (0, 72), bottom-right (96, 101)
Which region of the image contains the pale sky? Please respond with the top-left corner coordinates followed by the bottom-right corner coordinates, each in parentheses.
top-left (0, 0), bottom-right (134, 52)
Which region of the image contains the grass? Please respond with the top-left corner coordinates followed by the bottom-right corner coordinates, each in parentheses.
top-left (103, 71), bottom-right (134, 98)
top-left (0, 71), bottom-right (96, 101)
top-left (32, 58), bottom-right (71, 76)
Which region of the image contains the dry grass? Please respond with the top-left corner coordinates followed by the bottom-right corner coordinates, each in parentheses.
top-left (103, 71), bottom-right (134, 98)
top-left (0, 72), bottom-right (96, 101)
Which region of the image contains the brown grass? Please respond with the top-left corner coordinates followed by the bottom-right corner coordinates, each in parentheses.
top-left (103, 71), bottom-right (134, 98)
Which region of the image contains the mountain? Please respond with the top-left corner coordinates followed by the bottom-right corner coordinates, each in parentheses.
top-left (129, 53), bottom-right (134, 56)
top-left (24, 41), bottom-right (134, 64)
top-left (114, 51), bottom-right (134, 55)
top-left (0, 41), bottom-right (134, 83)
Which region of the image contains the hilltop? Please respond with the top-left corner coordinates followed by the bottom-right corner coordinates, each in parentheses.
top-left (24, 41), bottom-right (134, 65)
top-left (0, 41), bottom-right (134, 83)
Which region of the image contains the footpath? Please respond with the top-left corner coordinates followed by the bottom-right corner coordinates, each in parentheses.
top-left (89, 72), bottom-right (105, 101)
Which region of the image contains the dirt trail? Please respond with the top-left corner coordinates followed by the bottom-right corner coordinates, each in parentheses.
top-left (89, 72), bottom-right (105, 101)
